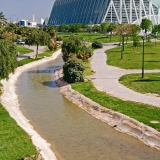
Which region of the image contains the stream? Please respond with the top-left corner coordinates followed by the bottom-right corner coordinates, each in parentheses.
top-left (16, 55), bottom-right (160, 160)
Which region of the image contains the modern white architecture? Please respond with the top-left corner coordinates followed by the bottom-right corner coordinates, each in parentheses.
top-left (48, 0), bottom-right (160, 25)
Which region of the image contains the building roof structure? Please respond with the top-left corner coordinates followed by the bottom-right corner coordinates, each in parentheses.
top-left (48, 0), bottom-right (160, 25)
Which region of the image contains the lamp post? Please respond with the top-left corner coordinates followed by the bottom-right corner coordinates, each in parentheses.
top-left (141, 35), bottom-right (145, 78)
top-left (121, 30), bottom-right (125, 59)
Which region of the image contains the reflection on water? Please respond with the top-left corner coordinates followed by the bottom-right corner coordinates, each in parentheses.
top-left (16, 55), bottom-right (160, 160)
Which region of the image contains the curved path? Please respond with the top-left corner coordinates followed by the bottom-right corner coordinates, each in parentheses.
top-left (90, 45), bottom-right (160, 107)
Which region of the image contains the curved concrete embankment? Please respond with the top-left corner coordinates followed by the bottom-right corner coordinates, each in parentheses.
top-left (54, 68), bottom-right (160, 151)
top-left (0, 50), bottom-right (62, 160)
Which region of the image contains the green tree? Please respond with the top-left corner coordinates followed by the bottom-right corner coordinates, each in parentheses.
top-left (1, 31), bottom-right (16, 42)
top-left (0, 12), bottom-right (7, 26)
top-left (140, 18), bottom-right (152, 34)
top-left (92, 25), bottom-right (101, 32)
top-left (108, 23), bottom-right (116, 42)
top-left (43, 25), bottom-right (57, 39)
top-left (62, 35), bottom-right (82, 61)
top-left (80, 23), bottom-right (88, 32)
top-left (27, 29), bottom-right (50, 58)
top-left (152, 24), bottom-right (160, 34)
top-left (63, 58), bottom-right (85, 83)
top-left (0, 40), bottom-right (18, 79)
top-left (16, 26), bottom-right (30, 37)
top-left (131, 24), bottom-right (141, 50)
top-left (100, 22), bottom-right (108, 33)
top-left (58, 24), bottom-right (69, 32)
top-left (68, 24), bottom-right (81, 33)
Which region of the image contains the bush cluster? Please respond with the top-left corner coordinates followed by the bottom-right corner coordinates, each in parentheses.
top-left (63, 58), bottom-right (85, 83)
top-left (62, 35), bottom-right (90, 83)
top-left (92, 41), bottom-right (103, 48)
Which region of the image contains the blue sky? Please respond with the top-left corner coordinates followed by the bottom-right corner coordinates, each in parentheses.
top-left (0, 0), bottom-right (55, 23)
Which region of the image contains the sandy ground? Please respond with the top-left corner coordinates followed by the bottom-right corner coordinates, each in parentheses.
top-left (0, 49), bottom-right (62, 160)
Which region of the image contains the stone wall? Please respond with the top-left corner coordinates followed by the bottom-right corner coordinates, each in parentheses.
top-left (54, 68), bottom-right (160, 151)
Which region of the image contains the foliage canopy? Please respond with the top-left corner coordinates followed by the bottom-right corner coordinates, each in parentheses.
top-left (0, 40), bottom-right (18, 79)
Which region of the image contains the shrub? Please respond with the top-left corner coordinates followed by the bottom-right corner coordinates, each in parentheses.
top-left (62, 35), bottom-right (82, 62)
top-left (63, 58), bottom-right (85, 83)
top-left (56, 36), bottom-right (63, 41)
top-left (86, 47), bottom-right (93, 58)
top-left (48, 39), bottom-right (57, 51)
top-left (92, 41), bottom-right (103, 48)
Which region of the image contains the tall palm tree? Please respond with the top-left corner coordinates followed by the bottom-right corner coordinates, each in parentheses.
top-left (0, 12), bottom-right (7, 25)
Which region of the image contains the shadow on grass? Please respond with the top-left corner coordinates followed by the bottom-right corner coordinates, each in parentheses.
top-left (146, 60), bottom-right (160, 62)
top-left (96, 37), bottom-right (108, 40)
top-left (133, 79), bottom-right (160, 82)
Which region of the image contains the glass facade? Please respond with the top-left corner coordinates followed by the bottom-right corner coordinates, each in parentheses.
top-left (48, 0), bottom-right (110, 25)
top-left (48, 0), bottom-right (160, 25)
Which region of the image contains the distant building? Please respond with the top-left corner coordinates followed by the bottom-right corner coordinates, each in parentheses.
top-left (18, 19), bottom-right (37, 27)
top-left (19, 20), bottom-right (28, 26)
top-left (48, 0), bottom-right (160, 25)
top-left (18, 14), bottom-right (38, 27)
top-left (43, 17), bottom-right (49, 26)
top-left (41, 18), bottom-right (44, 25)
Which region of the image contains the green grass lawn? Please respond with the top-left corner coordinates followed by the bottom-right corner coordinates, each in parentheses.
top-left (19, 47), bottom-right (60, 66)
top-left (57, 32), bottom-right (137, 43)
top-left (107, 42), bottom-right (160, 69)
top-left (83, 60), bottom-right (94, 77)
top-left (17, 45), bottom-right (34, 55)
top-left (119, 72), bottom-right (160, 96)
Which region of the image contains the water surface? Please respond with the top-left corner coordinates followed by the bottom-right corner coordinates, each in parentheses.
top-left (16, 55), bottom-right (160, 160)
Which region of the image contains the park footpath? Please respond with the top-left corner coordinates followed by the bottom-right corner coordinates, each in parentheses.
top-left (90, 45), bottom-right (160, 107)
top-left (17, 45), bottom-right (45, 61)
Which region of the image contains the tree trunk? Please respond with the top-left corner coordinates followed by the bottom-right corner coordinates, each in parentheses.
top-left (36, 44), bottom-right (39, 58)
top-left (110, 32), bottom-right (112, 42)
top-left (126, 36), bottom-right (128, 44)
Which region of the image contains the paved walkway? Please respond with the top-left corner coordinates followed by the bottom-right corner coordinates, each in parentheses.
top-left (90, 45), bottom-right (160, 107)
top-left (17, 45), bottom-right (45, 61)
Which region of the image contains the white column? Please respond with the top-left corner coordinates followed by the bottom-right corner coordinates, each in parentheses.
top-left (130, 0), bottom-right (132, 23)
top-left (158, 8), bottom-right (160, 24)
top-left (139, 0), bottom-right (142, 24)
top-left (149, 0), bottom-right (152, 20)
top-left (111, 4), bottom-right (113, 22)
top-left (120, 0), bottom-right (123, 23)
